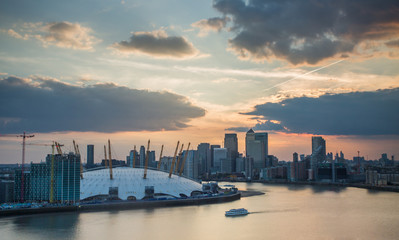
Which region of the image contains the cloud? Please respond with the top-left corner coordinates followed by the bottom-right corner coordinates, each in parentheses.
top-left (0, 76), bottom-right (205, 133)
top-left (386, 39), bottom-right (399, 48)
top-left (112, 29), bottom-right (199, 59)
top-left (243, 88), bottom-right (399, 135)
top-left (211, 0), bottom-right (399, 65)
top-left (253, 120), bottom-right (285, 131)
top-left (4, 21), bottom-right (100, 50)
top-left (225, 127), bottom-right (249, 132)
top-left (192, 17), bottom-right (230, 36)
top-left (225, 120), bottom-right (285, 133)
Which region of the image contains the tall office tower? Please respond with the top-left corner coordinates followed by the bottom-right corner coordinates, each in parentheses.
top-left (224, 133), bottom-right (238, 173)
top-left (149, 151), bottom-right (156, 168)
top-left (245, 129), bottom-right (268, 169)
top-left (210, 144), bottom-right (221, 168)
top-left (311, 136), bottom-right (326, 181)
top-left (293, 152), bottom-right (299, 162)
top-left (139, 146), bottom-right (146, 167)
top-left (183, 150), bottom-right (199, 179)
top-left (197, 143), bottom-right (211, 175)
top-left (87, 145), bottom-right (94, 168)
top-left (213, 148), bottom-right (228, 173)
top-left (311, 136), bottom-right (326, 162)
top-left (235, 154), bottom-right (245, 173)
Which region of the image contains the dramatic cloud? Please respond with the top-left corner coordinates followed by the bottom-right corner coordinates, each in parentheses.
top-left (226, 120), bottom-right (284, 132)
top-left (113, 30), bottom-right (199, 59)
top-left (243, 88), bottom-right (399, 135)
top-left (4, 21), bottom-right (100, 50)
top-left (0, 76), bottom-right (205, 133)
top-left (192, 17), bottom-right (230, 36)
top-left (211, 0), bottom-right (399, 64)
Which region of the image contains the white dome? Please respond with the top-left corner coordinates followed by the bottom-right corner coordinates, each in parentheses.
top-left (80, 167), bottom-right (202, 200)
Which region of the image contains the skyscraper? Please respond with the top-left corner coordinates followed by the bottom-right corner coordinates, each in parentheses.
top-left (224, 133), bottom-right (238, 173)
top-left (311, 136), bottom-right (326, 180)
top-left (197, 143), bottom-right (211, 175)
top-left (210, 144), bottom-right (221, 168)
top-left (245, 129), bottom-right (268, 170)
top-left (87, 145), bottom-right (94, 168)
top-left (213, 148), bottom-right (227, 173)
top-left (139, 146), bottom-right (146, 167)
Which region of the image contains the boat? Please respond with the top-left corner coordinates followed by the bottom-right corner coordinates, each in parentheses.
top-left (225, 208), bottom-right (249, 216)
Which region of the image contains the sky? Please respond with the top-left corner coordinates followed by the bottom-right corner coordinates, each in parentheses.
top-left (0, 0), bottom-right (398, 164)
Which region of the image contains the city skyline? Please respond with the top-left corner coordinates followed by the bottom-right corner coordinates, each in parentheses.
top-left (1, 0), bottom-right (399, 163)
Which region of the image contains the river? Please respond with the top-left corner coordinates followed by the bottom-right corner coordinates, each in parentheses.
top-left (1, 182), bottom-right (399, 240)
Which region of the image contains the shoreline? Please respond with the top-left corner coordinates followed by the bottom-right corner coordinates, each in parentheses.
top-left (226, 179), bottom-right (399, 193)
top-left (0, 192), bottom-right (241, 218)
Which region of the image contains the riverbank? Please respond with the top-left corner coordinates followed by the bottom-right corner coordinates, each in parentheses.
top-left (239, 179), bottom-right (399, 193)
top-left (240, 190), bottom-right (265, 197)
top-left (0, 192), bottom-right (241, 217)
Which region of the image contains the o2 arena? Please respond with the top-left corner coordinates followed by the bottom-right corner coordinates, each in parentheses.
top-left (80, 167), bottom-right (203, 201)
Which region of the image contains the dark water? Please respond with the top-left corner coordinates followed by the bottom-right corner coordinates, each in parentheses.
top-left (1, 183), bottom-right (399, 240)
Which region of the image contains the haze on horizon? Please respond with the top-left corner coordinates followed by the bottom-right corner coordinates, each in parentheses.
top-left (0, 0), bottom-right (398, 164)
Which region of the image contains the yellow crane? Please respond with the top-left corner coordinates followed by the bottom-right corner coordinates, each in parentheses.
top-left (175, 143), bottom-right (184, 174)
top-left (169, 141), bottom-right (180, 178)
top-left (108, 139), bottom-right (113, 180)
top-left (143, 140), bottom-right (150, 179)
top-left (73, 140), bottom-right (83, 180)
top-left (25, 141), bottom-right (63, 203)
top-left (179, 142), bottom-right (191, 176)
top-left (157, 145), bottom-right (164, 170)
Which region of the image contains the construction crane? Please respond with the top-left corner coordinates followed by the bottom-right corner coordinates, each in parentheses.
top-left (157, 145), bottom-right (164, 170)
top-left (25, 141), bottom-right (63, 203)
top-left (108, 139), bottom-right (113, 180)
top-left (55, 141), bottom-right (63, 155)
top-left (73, 140), bottom-right (83, 179)
top-left (175, 143), bottom-right (184, 174)
top-left (179, 142), bottom-right (191, 176)
top-left (143, 140), bottom-right (150, 179)
top-left (0, 132), bottom-right (35, 202)
top-left (169, 141), bottom-right (180, 178)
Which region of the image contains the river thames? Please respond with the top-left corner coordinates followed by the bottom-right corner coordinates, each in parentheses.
top-left (1, 182), bottom-right (399, 240)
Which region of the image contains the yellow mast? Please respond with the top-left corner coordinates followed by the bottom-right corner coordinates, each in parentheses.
top-left (179, 142), bottom-right (190, 176)
top-left (104, 145), bottom-right (108, 168)
top-left (175, 143), bottom-right (184, 174)
top-left (169, 141), bottom-right (180, 178)
top-left (108, 139), bottom-right (113, 180)
top-left (143, 140), bottom-right (150, 179)
top-left (157, 145), bottom-right (164, 170)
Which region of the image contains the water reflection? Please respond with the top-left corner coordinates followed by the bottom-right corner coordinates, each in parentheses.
top-left (12, 212), bottom-right (79, 239)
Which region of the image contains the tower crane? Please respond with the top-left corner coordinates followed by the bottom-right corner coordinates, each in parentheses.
top-left (73, 140), bottom-right (83, 179)
top-left (25, 141), bottom-right (63, 203)
top-left (0, 132), bottom-right (34, 202)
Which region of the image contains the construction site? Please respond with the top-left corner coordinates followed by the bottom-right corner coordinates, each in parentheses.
top-left (0, 134), bottom-right (240, 216)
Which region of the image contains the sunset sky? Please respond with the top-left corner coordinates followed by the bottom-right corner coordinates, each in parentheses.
top-left (1, 0), bottom-right (398, 164)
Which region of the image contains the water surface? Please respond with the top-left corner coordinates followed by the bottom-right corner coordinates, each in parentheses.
top-left (1, 183), bottom-right (398, 240)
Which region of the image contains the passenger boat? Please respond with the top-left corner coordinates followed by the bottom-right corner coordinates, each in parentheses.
top-left (225, 208), bottom-right (249, 216)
